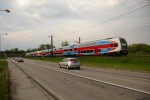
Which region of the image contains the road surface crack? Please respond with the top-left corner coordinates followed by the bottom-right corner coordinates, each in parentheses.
top-left (118, 90), bottom-right (133, 96)
top-left (90, 82), bottom-right (105, 89)
top-left (64, 78), bottom-right (77, 84)
top-left (138, 96), bottom-right (150, 100)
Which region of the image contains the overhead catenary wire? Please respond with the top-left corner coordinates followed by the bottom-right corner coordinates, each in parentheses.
top-left (80, 21), bottom-right (150, 40)
top-left (55, 3), bottom-right (150, 38)
top-left (39, 3), bottom-right (150, 49)
top-left (81, 26), bottom-right (150, 43)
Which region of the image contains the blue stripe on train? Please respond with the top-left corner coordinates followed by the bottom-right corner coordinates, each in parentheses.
top-left (96, 40), bottom-right (111, 45)
top-left (99, 48), bottom-right (112, 53)
top-left (63, 51), bottom-right (78, 55)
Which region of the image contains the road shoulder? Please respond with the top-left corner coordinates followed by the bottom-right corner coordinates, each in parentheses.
top-left (8, 61), bottom-right (50, 100)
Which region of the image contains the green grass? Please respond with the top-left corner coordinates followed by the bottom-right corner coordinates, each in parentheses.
top-left (77, 56), bottom-right (150, 71)
top-left (25, 56), bottom-right (150, 72)
top-left (0, 60), bottom-right (8, 100)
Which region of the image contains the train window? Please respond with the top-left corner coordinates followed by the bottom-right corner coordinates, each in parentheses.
top-left (81, 51), bottom-right (83, 53)
top-left (99, 49), bottom-right (101, 52)
top-left (114, 43), bottom-right (118, 47)
top-left (90, 50), bottom-right (93, 53)
top-left (70, 49), bottom-right (72, 51)
top-left (120, 38), bottom-right (126, 43)
top-left (84, 50), bottom-right (86, 53)
top-left (87, 50), bottom-right (89, 53)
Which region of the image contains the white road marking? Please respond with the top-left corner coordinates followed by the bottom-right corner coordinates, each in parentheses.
top-left (26, 61), bottom-right (150, 95)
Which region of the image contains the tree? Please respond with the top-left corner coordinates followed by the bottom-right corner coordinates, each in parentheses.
top-left (128, 43), bottom-right (150, 54)
top-left (27, 49), bottom-right (31, 52)
top-left (39, 44), bottom-right (46, 50)
top-left (4, 48), bottom-right (25, 57)
top-left (39, 44), bottom-right (55, 50)
top-left (61, 41), bottom-right (69, 47)
top-left (9, 48), bottom-right (19, 52)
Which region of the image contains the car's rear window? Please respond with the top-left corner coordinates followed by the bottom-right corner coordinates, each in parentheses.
top-left (71, 59), bottom-right (79, 63)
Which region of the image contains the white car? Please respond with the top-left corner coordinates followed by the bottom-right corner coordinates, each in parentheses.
top-left (17, 58), bottom-right (24, 62)
top-left (59, 58), bottom-right (80, 70)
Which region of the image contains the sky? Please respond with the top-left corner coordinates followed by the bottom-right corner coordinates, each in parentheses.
top-left (0, 0), bottom-right (150, 50)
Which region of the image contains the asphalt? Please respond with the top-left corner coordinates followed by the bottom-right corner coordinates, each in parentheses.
top-left (8, 61), bottom-right (50, 100)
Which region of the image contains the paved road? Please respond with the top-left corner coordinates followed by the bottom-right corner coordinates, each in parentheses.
top-left (11, 59), bottom-right (150, 100)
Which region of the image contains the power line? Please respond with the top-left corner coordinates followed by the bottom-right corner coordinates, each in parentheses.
top-left (81, 26), bottom-right (150, 42)
top-left (55, 3), bottom-right (150, 38)
top-left (79, 20), bottom-right (150, 39)
top-left (39, 3), bottom-right (150, 49)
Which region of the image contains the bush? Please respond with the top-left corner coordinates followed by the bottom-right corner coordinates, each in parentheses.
top-left (128, 43), bottom-right (150, 55)
top-left (0, 61), bottom-right (8, 100)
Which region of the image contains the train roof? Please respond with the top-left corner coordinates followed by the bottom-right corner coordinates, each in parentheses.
top-left (78, 37), bottom-right (124, 45)
top-left (77, 38), bottom-right (112, 46)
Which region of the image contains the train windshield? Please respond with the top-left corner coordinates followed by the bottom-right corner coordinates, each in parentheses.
top-left (120, 38), bottom-right (127, 49)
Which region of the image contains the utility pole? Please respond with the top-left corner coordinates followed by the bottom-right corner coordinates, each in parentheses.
top-left (79, 37), bottom-right (81, 44)
top-left (51, 35), bottom-right (53, 57)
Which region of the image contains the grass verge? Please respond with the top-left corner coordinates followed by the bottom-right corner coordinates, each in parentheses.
top-left (0, 60), bottom-right (8, 100)
top-left (25, 56), bottom-right (150, 72)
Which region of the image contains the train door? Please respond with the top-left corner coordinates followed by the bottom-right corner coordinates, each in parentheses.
top-left (78, 50), bottom-right (80, 56)
top-left (95, 49), bottom-right (98, 55)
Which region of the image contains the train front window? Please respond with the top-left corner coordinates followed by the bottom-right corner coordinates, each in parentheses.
top-left (120, 38), bottom-right (127, 49)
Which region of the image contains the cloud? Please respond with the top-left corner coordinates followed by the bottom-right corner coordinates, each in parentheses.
top-left (0, 0), bottom-right (150, 50)
top-left (107, 0), bottom-right (119, 6)
top-left (7, 31), bottom-right (35, 42)
top-left (16, 0), bottom-right (30, 8)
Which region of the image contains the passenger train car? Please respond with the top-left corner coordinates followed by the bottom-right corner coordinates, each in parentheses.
top-left (25, 37), bottom-right (128, 57)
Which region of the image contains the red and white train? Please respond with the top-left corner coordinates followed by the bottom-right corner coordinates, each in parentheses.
top-left (25, 37), bottom-right (128, 57)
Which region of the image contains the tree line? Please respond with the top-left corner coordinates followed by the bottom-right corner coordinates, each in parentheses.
top-left (128, 43), bottom-right (150, 55)
top-left (1, 41), bottom-right (70, 58)
top-left (26, 41), bottom-right (69, 52)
